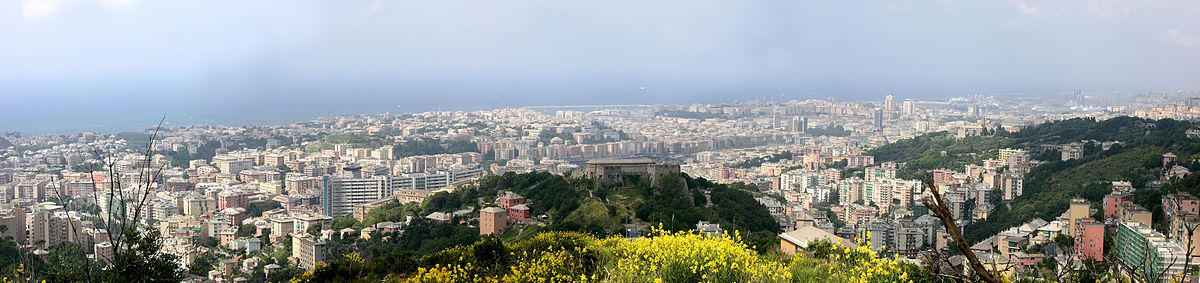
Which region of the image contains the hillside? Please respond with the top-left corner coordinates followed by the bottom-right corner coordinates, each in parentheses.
top-left (330, 171), bottom-right (782, 262)
top-left (296, 230), bottom-right (926, 282)
top-left (866, 117), bottom-right (1200, 242)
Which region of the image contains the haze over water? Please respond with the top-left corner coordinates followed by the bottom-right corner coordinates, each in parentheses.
top-left (4, 1), bottom-right (1200, 133)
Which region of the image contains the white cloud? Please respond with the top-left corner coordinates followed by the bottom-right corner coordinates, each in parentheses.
top-left (22, 0), bottom-right (135, 19)
top-left (101, 0), bottom-right (135, 10)
top-left (1166, 28), bottom-right (1199, 48)
top-left (1014, 1), bottom-right (1041, 16)
top-left (1086, 0), bottom-right (1133, 19)
top-left (22, 0), bottom-right (62, 19)
top-left (366, 0), bottom-right (385, 17)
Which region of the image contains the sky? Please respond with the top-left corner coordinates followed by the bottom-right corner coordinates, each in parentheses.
top-left (2, 0), bottom-right (1200, 133)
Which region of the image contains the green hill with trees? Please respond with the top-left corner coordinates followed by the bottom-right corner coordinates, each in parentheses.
top-left (866, 117), bottom-right (1200, 243)
top-left (326, 171), bottom-right (781, 266)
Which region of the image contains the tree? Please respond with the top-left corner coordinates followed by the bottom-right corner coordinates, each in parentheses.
top-left (246, 200), bottom-right (282, 217)
top-left (100, 228), bottom-right (185, 282)
top-left (238, 224), bottom-right (257, 237)
top-left (307, 224), bottom-right (322, 236)
top-left (922, 172), bottom-right (1000, 283)
top-left (273, 236), bottom-right (292, 264)
top-left (42, 119), bottom-right (184, 282)
top-left (199, 237), bottom-right (220, 248)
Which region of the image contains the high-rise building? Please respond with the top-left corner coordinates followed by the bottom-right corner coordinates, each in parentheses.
top-left (846, 156), bottom-right (875, 168)
top-left (322, 168), bottom-right (483, 217)
top-left (902, 99), bottom-right (915, 116)
top-left (0, 208), bottom-right (26, 244)
top-left (29, 203), bottom-right (82, 249)
top-left (212, 156), bottom-right (254, 174)
top-left (790, 116), bottom-right (807, 133)
top-left (16, 180), bottom-right (45, 202)
top-left (1001, 173), bottom-right (1023, 201)
top-left (322, 175), bottom-right (392, 218)
top-left (884, 93), bottom-right (896, 112)
top-left (1074, 218), bottom-right (1104, 261)
top-left (873, 109), bottom-right (884, 131)
top-left (998, 148), bottom-right (1029, 169)
top-left (1116, 222), bottom-right (1186, 280)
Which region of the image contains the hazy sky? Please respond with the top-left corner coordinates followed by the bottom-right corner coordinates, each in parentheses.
top-left (3, 1), bottom-right (1200, 132)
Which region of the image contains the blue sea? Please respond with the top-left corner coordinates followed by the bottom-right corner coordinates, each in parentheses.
top-left (0, 76), bottom-right (897, 134)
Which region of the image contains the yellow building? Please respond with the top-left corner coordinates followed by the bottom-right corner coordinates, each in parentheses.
top-left (1068, 198), bottom-right (1089, 233)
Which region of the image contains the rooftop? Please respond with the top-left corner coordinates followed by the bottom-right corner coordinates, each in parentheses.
top-left (779, 226), bottom-right (857, 249)
top-left (585, 158), bottom-right (656, 165)
top-left (481, 207), bottom-right (506, 214)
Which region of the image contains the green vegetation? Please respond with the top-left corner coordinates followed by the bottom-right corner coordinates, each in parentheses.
top-left (296, 230), bottom-right (932, 282)
top-left (363, 202), bottom-right (420, 228)
top-left (304, 134), bottom-right (387, 153)
top-left (325, 134), bottom-right (388, 148)
top-left (537, 129), bottom-right (576, 145)
top-left (70, 162), bottom-right (104, 173)
top-left (116, 132), bottom-right (152, 150)
top-left (730, 152), bottom-right (793, 169)
top-left (965, 118), bottom-right (1200, 242)
top-left (276, 166), bottom-right (948, 281)
top-left (392, 138), bottom-right (477, 159)
top-left (163, 140), bottom-right (220, 167)
top-left (868, 132), bottom-right (1010, 179)
top-left (314, 170), bottom-right (780, 270)
top-left (0, 235), bottom-right (46, 279)
top-left (303, 142), bottom-right (335, 153)
top-left (867, 117), bottom-right (1200, 243)
top-left (0, 136), bottom-right (11, 148)
top-left (245, 200), bottom-right (282, 218)
top-left (806, 125), bottom-right (853, 137)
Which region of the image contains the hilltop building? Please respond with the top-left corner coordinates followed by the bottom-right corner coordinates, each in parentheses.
top-left (572, 158), bottom-right (680, 185)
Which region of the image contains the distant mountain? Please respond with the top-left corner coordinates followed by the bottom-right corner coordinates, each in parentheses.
top-left (0, 136), bottom-right (10, 148)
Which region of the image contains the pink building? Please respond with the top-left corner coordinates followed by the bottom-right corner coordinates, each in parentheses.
top-left (218, 192), bottom-right (249, 210)
top-left (1074, 218), bottom-right (1104, 261)
top-left (497, 191), bottom-right (525, 209)
top-left (1009, 252), bottom-right (1045, 270)
top-left (846, 156), bottom-right (875, 168)
top-left (1104, 192), bottom-right (1135, 220)
top-left (480, 207), bottom-right (508, 236)
top-left (508, 204), bottom-right (530, 224)
top-left (1164, 192), bottom-right (1200, 217)
top-left (931, 169), bottom-right (957, 187)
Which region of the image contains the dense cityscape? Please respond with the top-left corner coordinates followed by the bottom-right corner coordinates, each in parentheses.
top-left (3, 89), bottom-right (1200, 281)
top-left (7, 1), bottom-right (1200, 282)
